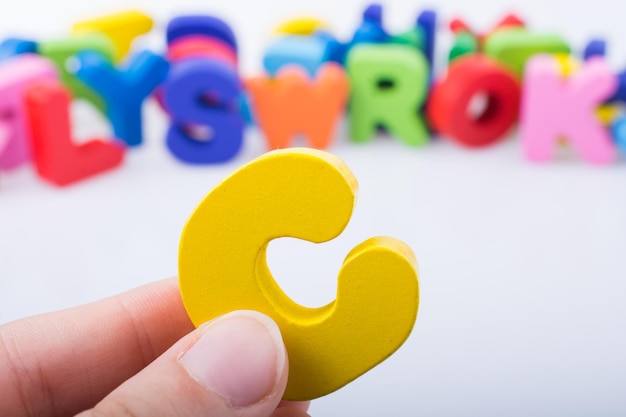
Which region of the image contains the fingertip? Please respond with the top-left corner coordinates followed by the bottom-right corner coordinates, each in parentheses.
top-left (80, 310), bottom-right (290, 416)
top-left (179, 310), bottom-right (288, 408)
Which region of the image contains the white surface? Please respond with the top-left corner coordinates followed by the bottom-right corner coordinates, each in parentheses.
top-left (1, 1), bottom-right (626, 416)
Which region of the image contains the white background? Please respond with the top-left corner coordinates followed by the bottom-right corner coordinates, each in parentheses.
top-left (1, 0), bottom-right (626, 416)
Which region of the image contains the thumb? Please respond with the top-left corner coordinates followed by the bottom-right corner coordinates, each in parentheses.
top-left (77, 310), bottom-right (291, 417)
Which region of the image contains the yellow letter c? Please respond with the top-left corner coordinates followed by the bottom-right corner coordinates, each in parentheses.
top-left (178, 148), bottom-right (419, 400)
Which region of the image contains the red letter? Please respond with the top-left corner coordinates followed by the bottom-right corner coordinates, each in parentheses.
top-left (428, 55), bottom-right (520, 148)
top-left (25, 81), bottom-right (125, 186)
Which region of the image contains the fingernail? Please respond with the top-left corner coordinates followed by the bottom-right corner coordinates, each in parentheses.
top-left (179, 310), bottom-right (286, 408)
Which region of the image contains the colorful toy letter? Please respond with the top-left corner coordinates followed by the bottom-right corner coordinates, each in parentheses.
top-left (38, 33), bottom-right (116, 113)
top-left (391, 28), bottom-right (424, 50)
top-left (0, 55), bottom-right (57, 171)
top-left (168, 36), bottom-right (237, 67)
top-left (0, 38), bottom-right (37, 61)
top-left (0, 132), bottom-right (8, 161)
top-left (584, 38), bottom-right (606, 61)
top-left (416, 10), bottom-right (437, 71)
top-left (428, 55), bottom-right (520, 148)
top-left (606, 68), bottom-right (626, 104)
top-left (520, 55), bottom-right (617, 164)
top-left (167, 15), bottom-right (238, 53)
top-left (450, 13), bottom-right (525, 37)
top-left (178, 148), bottom-right (419, 400)
top-left (347, 44), bottom-right (429, 146)
top-left (263, 35), bottom-right (334, 77)
top-left (363, 3), bottom-right (383, 24)
top-left (328, 3), bottom-right (388, 64)
top-left (447, 14), bottom-right (525, 65)
top-left (596, 104), bottom-right (622, 126)
top-left (72, 10), bottom-right (153, 63)
top-left (75, 50), bottom-right (169, 147)
top-left (246, 63), bottom-right (349, 149)
top-left (351, 4), bottom-right (388, 43)
top-left (273, 17), bottom-right (329, 36)
top-left (484, 29), bottom-right (570, 76)
top-left (25, 81), bottom-right (125, 186)
top-left (449, 31), bottom-right (478, 62)
top-left (611, 116), bottom-right (626, 154)
top-left (164, 58), bottom-right (243, 163)
top-left (578, 43), bottom-right (625, 124)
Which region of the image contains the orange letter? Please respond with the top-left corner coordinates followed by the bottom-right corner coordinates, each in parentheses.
top-left (246, 63), bottom-right (349, 150)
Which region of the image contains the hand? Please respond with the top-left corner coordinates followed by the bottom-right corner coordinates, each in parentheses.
top-left (0, 278), bottom-right (311, 417)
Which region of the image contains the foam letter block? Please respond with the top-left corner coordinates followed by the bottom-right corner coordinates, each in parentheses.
top-left (263, 35), bottom-right (333, 77)
top-left (606, 69), bottom-right (626, 104)
top-left (38, 33), bottom-right (116, 113)
top-left (346, 44), bottom-right (429, 146)
top-left (0, 131), bottom-right (8, 160)
top-left (484, 13), bottom-right (526, 39)
top-left (416, 9), bottom-right (437, 71)
top-left (239, 92), bottom-right (255, 126)
top-left (596, 104), bottom-right (621, 126)
top-left (72, 10), bottom-right (153, 63)
top-left (0, 38), bottom-right (37, 61)
top-left (273, 17), bottom-right (329, 36)
top-left (75, 50), bottom-right (169, 147)
top-left (493, 14), bottom-right (525, 31)
top-left (25, 80), bottom-right (125, 186)
top-left (332, 4), bottom-right (389, 64)
top-left (178, 148), bottom-right (419, 400)
top-left (168, 36), bottom-right (237, 67)
top-left (584, 38), bottom-right (606, 61)
top-left (166, 15), bottom-right (237, 52)
top-left (449, 18), bottom-right (472, 34)
top-left (449, 14), bottom-right (525, 41)
top-left (428, 55), bottom-right (520, 148)
top-left (164, 58), bottom-right (243, 163)
top-left (351, 5), bottom-right (388, 45)
top-left (611, 116), bottom-right (626, 154)
top-left (449, 31), bottom-right (479, 62)
top-left (350, 20), bottom-right (388, 47)
top-left (363, 3), bottom-right (383, 24)
top-left (485, 28), bottom-right (570, 76)
top-left (391, 28), bottom-right (424, 50)
top-left (0, 55), bottom-right (57, 171)
top-left (554, 53), bottom-right (580, 77)
top-left (246, 63), bottom-right (348, 149)
top-left (554, 55), bottom-right (620, 126)
top-left (520, 55), bottom-right (617, 164)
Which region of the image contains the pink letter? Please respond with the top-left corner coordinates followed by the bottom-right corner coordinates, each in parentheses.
top-left (520, 55), bottom-right (617, 164)
top-left (0, 55), bottom-right (57, 170)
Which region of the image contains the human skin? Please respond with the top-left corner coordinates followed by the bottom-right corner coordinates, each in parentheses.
top-left (0, 277), bottom-right (311, 417)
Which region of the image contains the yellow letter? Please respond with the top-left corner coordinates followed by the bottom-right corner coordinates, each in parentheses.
top-left (178, 148), bottom-right (419, 400)
top-left (72, 10), bottom-right (153, 63)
